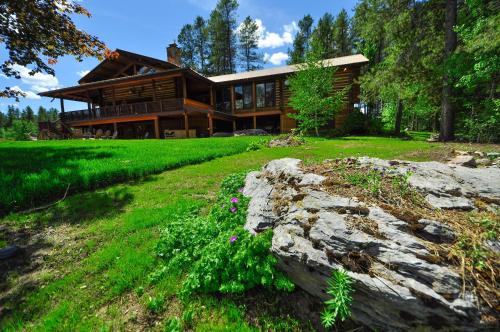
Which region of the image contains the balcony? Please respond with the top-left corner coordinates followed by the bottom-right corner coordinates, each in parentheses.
top-left (60, 98), bottom-right (225, 123)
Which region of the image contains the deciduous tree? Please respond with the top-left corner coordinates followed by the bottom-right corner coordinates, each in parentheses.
top-left (0, 0), bottom-right (107, 99)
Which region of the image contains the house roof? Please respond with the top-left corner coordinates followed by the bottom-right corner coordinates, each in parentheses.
top-left (78, 49), bottom-right (179, 84)
top-left (208, 54), bottom-right (369, 83)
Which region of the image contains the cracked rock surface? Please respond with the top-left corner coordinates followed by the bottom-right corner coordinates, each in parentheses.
top-left (243, 158), bottom-right (499, 331)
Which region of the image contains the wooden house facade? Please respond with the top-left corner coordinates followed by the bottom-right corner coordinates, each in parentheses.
top-left (39, 44), bottom-right (368, 138)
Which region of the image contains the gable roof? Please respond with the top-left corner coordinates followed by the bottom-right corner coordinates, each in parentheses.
top-left (208, 54), bottom-right (369, 83)
top-left (78, 49), bottom-right (179, 84)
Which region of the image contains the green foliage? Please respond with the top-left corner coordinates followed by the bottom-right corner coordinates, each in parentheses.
top-left (238, 16), bottom-right (263, 71)
top-left (288, 39), bottom-right (345, 136)
top-left (4, 119), bottom-right (38, 141)
top-left (288, 15), bottom-right (314, 64)
top-left (245, 138), bottom-right (270, 151)
top-left (154, 172), bottom-right (294, 298)
top-left (164, 317), bottom-right (182, 332)
top-left (146, 296), bottom-right (165, 313)
top-left (321, 269), bottom-right (353, 328)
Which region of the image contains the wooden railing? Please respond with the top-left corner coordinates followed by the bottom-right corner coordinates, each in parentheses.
top-left (61, 98), bottom-right (188, 122)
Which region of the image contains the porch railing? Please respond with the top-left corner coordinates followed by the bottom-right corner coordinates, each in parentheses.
top-left (61, 98), bottom-right (186, 122)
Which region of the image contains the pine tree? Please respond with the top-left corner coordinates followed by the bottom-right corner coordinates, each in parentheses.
top-left (6, 105), bottom-right (20, 127)
top-left (38, 106), bottom-right (48, 122)
top-left (48, 108), bottom-right (59, 121)
top-left (333, 9), bottom-right (352, 56)
top-left (288, 15), bottom-right (314, 64)
top-left (193, 16), bottom-right (210, 74)
top-left (22, 106), bottom-right (35, 122)
top-left (177, 23), bottom-right (197, 69)
top-left (312, 13), bottom-right (335, 59)
top-left (208, 0), bottom-right (239, 75)
top-left (238, 16), bottom-right (262, 71)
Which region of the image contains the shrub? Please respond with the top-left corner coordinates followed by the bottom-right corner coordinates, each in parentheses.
top-left (4, 119), bottom-right (38, 141)
top-left (321, 269), bottom-right (354, 328)
top-left (153, 172), bottom-right (294, 298)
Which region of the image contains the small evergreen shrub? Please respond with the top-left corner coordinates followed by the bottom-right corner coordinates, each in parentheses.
top-left (321, 269), bottom-right (354, 328)
top-left (153, 172), bottom-right (294, 298)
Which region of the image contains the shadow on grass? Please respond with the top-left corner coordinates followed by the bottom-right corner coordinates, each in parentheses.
top-left (0, 187), bottom-right (134, 323)
top-left (0, 146), bottom-right (117, 216)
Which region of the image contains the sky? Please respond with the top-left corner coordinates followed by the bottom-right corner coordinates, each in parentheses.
top-left (0, 0), bottom-right (358, 113)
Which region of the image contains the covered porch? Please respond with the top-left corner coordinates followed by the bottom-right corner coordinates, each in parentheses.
top-left (40, 68), bottom-right (234, 138)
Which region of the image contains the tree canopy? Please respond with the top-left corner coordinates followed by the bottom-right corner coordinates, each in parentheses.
top-left (0, 0), bottom-right (107, 99)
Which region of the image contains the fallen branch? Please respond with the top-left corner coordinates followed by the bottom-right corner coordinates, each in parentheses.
top-left (21, 183), bottom-right (71, 214)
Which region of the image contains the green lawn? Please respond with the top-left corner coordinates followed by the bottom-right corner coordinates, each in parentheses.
top-left (0, 137), bottom-right (498, 331)
top-left (0, 137), bottom-right (259, 215)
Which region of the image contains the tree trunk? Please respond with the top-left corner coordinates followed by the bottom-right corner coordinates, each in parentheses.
top-left (394, 99), bottom-right (403, 136)
top-left (439, 0), bottom-right (457, 141)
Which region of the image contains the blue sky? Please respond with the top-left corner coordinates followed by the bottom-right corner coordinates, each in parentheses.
top-left (0, 0), bottom-right (358, 113)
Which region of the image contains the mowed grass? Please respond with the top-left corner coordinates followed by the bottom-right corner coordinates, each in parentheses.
top-left (1, 137), bottom-right (498, 331)
top-left (0, 137), bottom-right (259, 215)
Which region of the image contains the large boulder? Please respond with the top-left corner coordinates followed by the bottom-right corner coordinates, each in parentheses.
top-left (243, 157), bottom-right (499, 331)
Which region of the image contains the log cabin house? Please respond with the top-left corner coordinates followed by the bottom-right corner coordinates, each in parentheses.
top-left (39, 44), bottom-right (368, 139)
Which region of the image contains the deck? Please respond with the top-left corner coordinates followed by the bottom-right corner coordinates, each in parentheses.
top-left (61, 98), bottom-right (233, 125)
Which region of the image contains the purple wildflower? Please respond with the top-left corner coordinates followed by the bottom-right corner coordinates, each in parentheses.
top-left (230, 207), bottom-right (237, 213)
top-left (230, 235), bottom-right (238, 243)
top-left (230, 197), bottom-right (239, 204)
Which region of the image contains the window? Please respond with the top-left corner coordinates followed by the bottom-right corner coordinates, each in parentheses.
top-left (256, 82), bottom-right (275, 108)
top-left (234, 84), bottom-right (253, 110)
top-left (216, 86), bottom-right (231, 113)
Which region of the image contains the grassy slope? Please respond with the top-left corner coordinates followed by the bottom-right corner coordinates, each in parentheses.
top-left (0, 137), bottom-right (258, 215)
top-left (0, 137), bottom-right (498, 331)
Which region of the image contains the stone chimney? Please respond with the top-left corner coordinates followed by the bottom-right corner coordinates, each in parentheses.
top-left (167, 43), bottom-right (182, 67)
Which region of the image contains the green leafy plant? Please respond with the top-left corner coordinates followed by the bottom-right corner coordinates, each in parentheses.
top-left (321, 269), bottom-right (354, 328)
top-left (164, 317), bottom-right (181, 332)
top-left (153, 171), bottom-right (294, 299)
top-left (146, 295), bottom-right (165, 313)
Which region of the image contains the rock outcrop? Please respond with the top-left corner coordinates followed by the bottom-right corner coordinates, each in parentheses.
top-left (243, 158), bottom-right (499, 331)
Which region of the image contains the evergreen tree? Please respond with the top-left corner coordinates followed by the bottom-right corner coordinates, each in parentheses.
top-left (22, 106), bottom-right (35, 122)
top-left (237, 16), bottom-right (262, 71)
top-left (193, 16), bottom-right (210, 75)
top-left (333, 9), bottom-right (352, 56)
top-left (6, 105), bottom-right (20, 127)
top-left (177, 23), bottom-right (197, 69)
top-left (288, 15), bottom-right (314, 64)
top-left (208, 0), bottom-right (238, 75)
top-left (311, 13), bottom-right (335, 59)
top-left (48, 108), bottom-right (59, 121)
top-left (38, 106), bottom-right (48, 122)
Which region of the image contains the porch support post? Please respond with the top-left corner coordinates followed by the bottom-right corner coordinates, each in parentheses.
top-left (59, 98), bottom-right (65, 113)
top-left (280, 113), bottom-right (285, 134)
top-left (210, 86), bottom-right (215, 107)
top-left (184, 112), bottom-right (189, 138)
top-left (112, 87), bottom-right (116, 107)
top-left (113, 122), bottom-right (118, 134)
top-left (253, 115), bottom-right (257, 129)
top-left (182, 76), bottom-right (187, 99)
top-left (232, 120), bottom-right (236, 131)
top-left (154, 116), bottom-right (160, 139)
top-left (208, 113), bottom-right (213, 136)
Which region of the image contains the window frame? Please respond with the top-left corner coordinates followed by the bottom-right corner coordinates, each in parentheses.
top-left (255, 81), bottom-right (275, 108)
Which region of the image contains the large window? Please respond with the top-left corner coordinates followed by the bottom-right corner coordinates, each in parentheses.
top-left (216, 86), bottom-right (231, 113)
top-left (256, 82), bottom-right (275, 108)
top-left (234, 84), bottom-right (253, 110)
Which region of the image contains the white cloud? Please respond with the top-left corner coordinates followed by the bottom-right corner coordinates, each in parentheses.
top-left (10, 85), bottom-right (42, 100)
top-left (77, 70), bottom-right (90, 78)
top-left (253, 19), bottom-right (298, 49)
top-left (263, 52), bottom-right (289, 66)
top-left (11, 64), bottom-right (60, 91)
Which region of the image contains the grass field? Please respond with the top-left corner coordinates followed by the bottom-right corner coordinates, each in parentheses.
top-left (0, 137), bottom-right (259, 215)
top-left (1, 136), bottom-right (498, 331)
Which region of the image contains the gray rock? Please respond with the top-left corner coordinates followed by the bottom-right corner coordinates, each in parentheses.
top-left (418, 219), bottom-right (456, 243)
top-left (448, 155), bottom-right (476, 167)
top-left (233, 129), bottom-right (268, 136)
top-left (243, 157), bottom-right (498, 331)
top-left (476, 158), bottom-right (492, 167)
